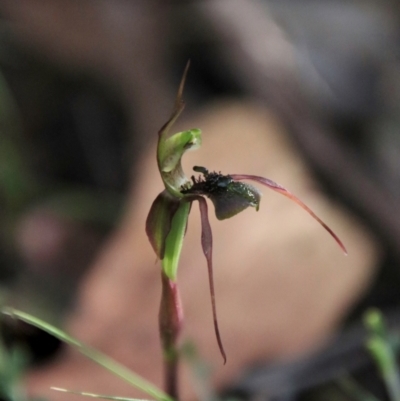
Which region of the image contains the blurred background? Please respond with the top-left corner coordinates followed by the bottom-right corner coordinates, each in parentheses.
top-left (0, 0), bottom-right (400, 400)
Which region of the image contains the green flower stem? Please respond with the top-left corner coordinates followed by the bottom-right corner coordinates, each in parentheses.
top-left (162, 202), bottom-right (190, 280)
top-left (158, 201), bottom-right (190, 399)
top-left (159, 272), bottom-right (183, 400)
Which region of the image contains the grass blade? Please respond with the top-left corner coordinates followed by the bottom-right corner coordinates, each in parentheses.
top-left (51, 387), bottom-right (152, 401)
top-left (2, 308), bottom-right (173, 401)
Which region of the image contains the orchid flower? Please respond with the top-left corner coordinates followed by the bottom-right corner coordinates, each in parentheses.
top-left (146, 62), bottom-right (347, 380)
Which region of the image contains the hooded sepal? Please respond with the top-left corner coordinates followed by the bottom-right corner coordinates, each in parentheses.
top-left (146, 190), bottom-right (181, 259)
top-left (158, 129), bottom-right (202, 198)
top-left (157, 61), bottom-right (202, 198)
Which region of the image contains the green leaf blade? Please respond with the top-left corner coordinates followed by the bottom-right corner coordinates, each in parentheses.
top-left (2, 309), bottom-right (173, 401)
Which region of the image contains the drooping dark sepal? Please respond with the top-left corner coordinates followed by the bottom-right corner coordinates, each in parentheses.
top-left (184, 194), bottom-right (227, 363)
top-left (146, 190), bottom-right (181, 259)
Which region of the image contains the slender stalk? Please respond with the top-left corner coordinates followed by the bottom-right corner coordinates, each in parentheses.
top-left (159, 202), bottom-right (190, 399)
top-left (159, 273), bottom-right (183, 400)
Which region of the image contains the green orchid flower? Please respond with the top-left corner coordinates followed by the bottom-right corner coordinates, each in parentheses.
top-left (146, 62), bottom-right (346, 375)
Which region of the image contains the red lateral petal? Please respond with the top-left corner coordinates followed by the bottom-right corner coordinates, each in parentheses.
top-left (231, 174), bottom-right (347, 255)
top-left (146, 190), bottom-right (181, 259)
top-left (186, 195), bottom-right (227, 363)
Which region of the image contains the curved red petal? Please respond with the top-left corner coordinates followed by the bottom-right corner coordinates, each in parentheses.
top-left (231, 174), bottom-right (347, 255)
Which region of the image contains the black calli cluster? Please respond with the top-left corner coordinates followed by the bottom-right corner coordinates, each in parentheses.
top-left (181, 166), bottom-right (261, 220)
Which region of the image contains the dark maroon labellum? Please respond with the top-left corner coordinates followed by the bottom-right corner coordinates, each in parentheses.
top-left (181, 166), bottom-right (261, 220)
